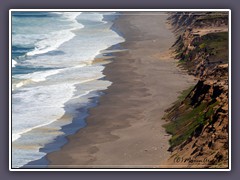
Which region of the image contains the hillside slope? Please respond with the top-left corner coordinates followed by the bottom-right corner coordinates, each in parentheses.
top-left (163, 12), bottom-right (229, 168)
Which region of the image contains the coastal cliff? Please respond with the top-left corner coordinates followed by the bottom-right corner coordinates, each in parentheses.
top-left (163, 12), bottom-right (229, 168)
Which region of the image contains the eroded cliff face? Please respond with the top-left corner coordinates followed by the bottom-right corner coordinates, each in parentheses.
top-left (163, 12), bottom-right (229, 168)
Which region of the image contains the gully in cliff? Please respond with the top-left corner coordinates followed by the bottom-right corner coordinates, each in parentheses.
top-left (163, 11), bottom-right (230, 169)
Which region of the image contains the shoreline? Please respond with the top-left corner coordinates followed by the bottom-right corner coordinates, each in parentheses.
top-left (20, 13), bottom-right (124, 168)
top-left (47, 12), bottom-right (195, 168)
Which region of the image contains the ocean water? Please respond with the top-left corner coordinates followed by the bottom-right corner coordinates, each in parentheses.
top-left (11, 11), bottom-right (124, 168)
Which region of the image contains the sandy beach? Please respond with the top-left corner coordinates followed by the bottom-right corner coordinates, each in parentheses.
top-left (47, 12), bottom-right (195, 168)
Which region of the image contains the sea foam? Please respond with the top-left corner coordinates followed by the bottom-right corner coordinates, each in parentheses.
top-left (26, 12), bottom-right (83, 56)
top-left (12, 59), bottom-right (17, 67)
top-left (11, 11), bottom-right (125, 168)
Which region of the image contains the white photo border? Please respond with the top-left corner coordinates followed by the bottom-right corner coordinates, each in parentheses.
top-left (9, 9), bottom-right (231, 171)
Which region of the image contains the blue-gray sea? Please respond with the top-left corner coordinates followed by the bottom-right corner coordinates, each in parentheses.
top-left (11, 11), bottom-right (124, 168)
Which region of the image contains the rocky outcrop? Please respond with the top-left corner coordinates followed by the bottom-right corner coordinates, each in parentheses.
top-left (163, 12), bottom-right (229, 168)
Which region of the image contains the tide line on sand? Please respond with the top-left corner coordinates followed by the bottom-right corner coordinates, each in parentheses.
top-left (46, 12), bottom-right (195, 168)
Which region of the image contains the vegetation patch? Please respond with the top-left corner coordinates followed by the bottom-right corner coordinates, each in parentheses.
top-left (174, 31), bottom-right (228, 75)
top-left (163, 86), bottom-right (220, 150)
top-left (199, 32), bottom-right (228, 64)
top-left (163, 102), bottom-right (207, 149)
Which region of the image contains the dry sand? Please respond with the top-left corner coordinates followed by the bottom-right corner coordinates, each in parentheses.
top-left (47, 12), bottom-right (195, 168)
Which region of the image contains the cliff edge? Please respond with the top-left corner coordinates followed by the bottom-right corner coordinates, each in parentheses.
top-left (163, 12), bottom-right (229, 168)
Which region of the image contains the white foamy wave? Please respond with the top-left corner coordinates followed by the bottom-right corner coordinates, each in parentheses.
top-left (12, 134), bottom-right (21, 142)
top-left (12, 59), bottom-right (17, 67)
top-left (12, 12), bottom-right (125, 168)
top-left (26, 30), bottom-right (76, 56)
top-left (12, 64), bottom-right (108, 142)
top-left (12, 117), bottom-right (60, 142)
top-left (89, 12), bottom-right (106, 24)
top-left (77, 12), bottom-right (107, 24)
top-left (15, 79), bottom-right (33, 89)
top-left (13, 69), bottom-right (63, 90)
top-left (12, 84), bottom-right (95, 143)
top-left (12, 82), bottom-right (76, 142)
top-left (98, 13), bottom-right (107, 24)
top-left (12, 65), bottom-right (96, 93)
top-left (61, 12), bottom-right (82, 27)
top-left (12, 69), bottom-right (66, 91)
top-left (12, 34), bottom-right (45, 48)
top-left (71, 90), bottom-right (92, 100)
top-left (26, 12), bottom-right (83, 56)
top-left (26, 69), bottom-right (62, 82)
